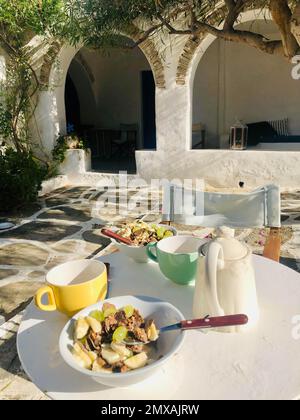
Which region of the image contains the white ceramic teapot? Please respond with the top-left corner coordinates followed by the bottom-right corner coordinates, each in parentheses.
top-left (193, 227), bottom-right (259, 333)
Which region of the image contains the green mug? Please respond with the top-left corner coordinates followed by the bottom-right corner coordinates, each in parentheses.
top-left (147, 235), bottom-right (208, 285)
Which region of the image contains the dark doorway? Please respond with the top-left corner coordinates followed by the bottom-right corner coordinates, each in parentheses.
top-left (142, 71), bottom-right (156, 149)
top-left (65, 74), bottom-right (81, 133)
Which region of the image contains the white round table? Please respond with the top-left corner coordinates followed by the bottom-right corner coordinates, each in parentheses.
top-left (17, 254), bottom-right (300, 400)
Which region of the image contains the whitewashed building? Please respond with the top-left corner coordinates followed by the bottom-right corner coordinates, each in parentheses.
top-left (1, 7), bottom-right (300, 189)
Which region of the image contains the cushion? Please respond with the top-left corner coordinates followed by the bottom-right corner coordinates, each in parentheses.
top-left (259, 136), bottom-right (300, 143)
top-left (268, 118), bottom-right (289, 136)
top-left (247, 122), bottom-right (278, 146)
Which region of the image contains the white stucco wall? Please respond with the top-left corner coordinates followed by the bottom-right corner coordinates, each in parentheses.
top-left (69, 47), bottom-right (151, 135)
top-left (136, 149), bottom-right (300, 189)
top-left (193, 20), bottom-right (300, 148)
top-left (59, 149), bottom-right (92, 176)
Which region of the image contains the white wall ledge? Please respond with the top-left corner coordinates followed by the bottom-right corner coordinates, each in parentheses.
top-left (136, 149), bottom-right (300, 189)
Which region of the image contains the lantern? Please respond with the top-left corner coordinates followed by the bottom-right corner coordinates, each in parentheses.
top-left (230, 119), bottom-right (248, 150)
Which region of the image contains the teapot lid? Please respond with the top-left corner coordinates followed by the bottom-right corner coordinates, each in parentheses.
top-left (202, 227), bottom-right (249, 260)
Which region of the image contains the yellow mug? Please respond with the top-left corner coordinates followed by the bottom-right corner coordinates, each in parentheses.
top-left (35, 260), bottom-right (107, 317)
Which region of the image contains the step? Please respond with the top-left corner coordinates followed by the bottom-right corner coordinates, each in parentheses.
top-left (68, 171), bottom-right (140, 186)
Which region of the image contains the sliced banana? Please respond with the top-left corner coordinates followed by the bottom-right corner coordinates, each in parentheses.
top-left (101, 348), bottom-right (121, 365)
top-left (124, 352), bottom-right (148, 370)
top-left (92, 358), bottom-right (112, 373)
top-left (72, 353), bottom-right (89, 369)
top-left (72, 343), bottom-right (92, 369)
top-left (74, 318), bottom-right (89, 340)
top-left (146, 321), bottom-right (159, 342)
top-left (86, 316), bottom-right (102, 334)
top-left (88, 351), bottom-right (98, 363)
top-left (111, 342), bottom-right (133, 358)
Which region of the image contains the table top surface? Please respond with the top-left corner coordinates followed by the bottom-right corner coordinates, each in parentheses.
top-left (17, 254), bottom-right (300, 400)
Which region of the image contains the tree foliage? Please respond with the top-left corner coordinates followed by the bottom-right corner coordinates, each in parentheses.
top-left (66, 0), bottom-right (300, 59)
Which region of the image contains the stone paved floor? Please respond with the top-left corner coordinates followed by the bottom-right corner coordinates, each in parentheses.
top-left (0, 185), bottom-right (299, 400)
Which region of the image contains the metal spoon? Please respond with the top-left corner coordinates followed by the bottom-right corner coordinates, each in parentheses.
top-left (123, 314), bottom-right (248, 346)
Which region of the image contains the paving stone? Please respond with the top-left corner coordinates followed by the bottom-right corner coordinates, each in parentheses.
top-left (88, 190), bottom-right (108, 201)
top-left (84, 241), bottom-right (107, 255)
top-left (28, 271), bottom-right (45, 280)
top-left (0, 203), bottom-right (42, 226)
top-left (52, 239), bottom-right (104, 256)
top-left (0, 282), bottom-right (42, 317)
top-left (280, 256), bottom-right (300, 272)
top-left (52, 240), bottom-right (83, 254)
top-left (0, 221), bottom-right (82, 243)
top-left (0, 373), bottom-right (48, 400)
top-left (0, 269), bottom-right (18, 281)
top-left (37, 205), bottom-right (91, 222)
top-left (45, 255), bottom-right (83, 270)
top-left (82, 230), bottom-right (112, 248)
top-left (0, 244), bottom-right (49, 267)
top-left (45, 187), bottom-right (91, 206)
top-left (282, 193), bottom-right (300, 200)
top-left (44, 197), bottom-right (71, 207)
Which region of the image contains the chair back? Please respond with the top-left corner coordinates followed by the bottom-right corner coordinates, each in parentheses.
top-left (120, 124), bottom-right (138, 143)
top-left (192, 123), bottom-right (205, 149)
top-left (162, 183), bottom-right (281, 228)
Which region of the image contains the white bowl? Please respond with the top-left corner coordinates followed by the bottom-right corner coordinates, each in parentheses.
top-left (111, 225), bottom-right (178, 263)
top-left (59, 295), bottom-right (186, 387)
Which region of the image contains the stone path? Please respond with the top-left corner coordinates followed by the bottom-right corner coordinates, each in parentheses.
top-left (0, 184), bottom-right (299, 400)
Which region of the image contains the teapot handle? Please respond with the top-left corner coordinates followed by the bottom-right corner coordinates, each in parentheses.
top-left (206, 242), bottom-right (225, 317)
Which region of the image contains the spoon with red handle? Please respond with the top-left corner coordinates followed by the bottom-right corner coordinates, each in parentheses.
top-left (168, 314), bottom-right (249, 331)
top-left (101, 229), bottom-right (133, 246)
top-left (123, 314), bottom-right (248, 345)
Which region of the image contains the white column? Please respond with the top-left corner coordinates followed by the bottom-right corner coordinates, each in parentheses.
top-left (32, 90), bottom-right (61, 157)
top-left (136, 35), bottom-right (192, 180)
top-left (156, 84), bottom-right (191, 154)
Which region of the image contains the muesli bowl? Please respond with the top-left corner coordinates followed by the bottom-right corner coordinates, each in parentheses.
top-left (109, 222), bottom-right (178, 263)
top-left (59, 295), bottom-right (186, 388)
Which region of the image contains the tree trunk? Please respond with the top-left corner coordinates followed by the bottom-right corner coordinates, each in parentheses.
top-left (291, 3), bottom-right (300, 49)
top-left (269, 0), bottom-right (299, 58)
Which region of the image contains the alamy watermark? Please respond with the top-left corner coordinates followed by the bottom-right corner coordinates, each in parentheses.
top-left (86, 172), bottom-right (205, 221)
top-left (292, 55), bottom-right (300, 80)
top-left (292, 315), bottom-right (300, 340)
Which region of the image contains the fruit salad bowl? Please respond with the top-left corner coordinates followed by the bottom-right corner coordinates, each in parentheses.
top-left (109, 223), bottom-right (178, 263)
top-left (59, 296), bottom-right (186, 388)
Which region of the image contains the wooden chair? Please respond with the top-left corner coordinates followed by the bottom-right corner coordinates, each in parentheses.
top-left (192, 123), bottom-right (206, 149)
top-left (161, 184), bottom-right (282, 262)
top-left (112, 124), bottom-right (138, 157)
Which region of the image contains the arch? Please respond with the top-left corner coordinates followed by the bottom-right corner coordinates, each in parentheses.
top-left (190, 10), bottom-right (297, 150)
top-left (30, 28), bottom-right (163, 157)
top-left (177, 8), bottom-right (274, 150)
top-left (66, 57), bottom-right (97, 129)
top-left (38, 24), bottom-right (166, 89)
top-left (39, 40), bottom-right (62, 89)
top-left (177, 8), bottom-right (273, 87)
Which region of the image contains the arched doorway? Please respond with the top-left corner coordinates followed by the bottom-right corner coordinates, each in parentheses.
top-left (65, 74), bottom-right (81, 133)
top-left (191, 16), bottom-right (299, 150)
top-left (65, 56), bottom-right (97, 136)
top-left (64, 41), bottom-right (157, 173)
